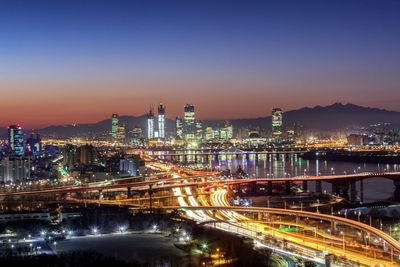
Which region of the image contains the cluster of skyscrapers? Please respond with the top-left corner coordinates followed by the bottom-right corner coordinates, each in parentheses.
top-left (0, 125), bottom-right (42, 183)
top-left (111, 114), bottom-right (126, 145)
top-left (108, 103), bottom-right (288, 146)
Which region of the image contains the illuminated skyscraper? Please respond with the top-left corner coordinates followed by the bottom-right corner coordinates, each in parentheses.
top-left (272, 108), bottom-right (283, 142)
top-left (196, 121), bottom-right (203, 143)
top-left (147, 106), bottom-right (155, 139)
top-left (26, 132), bottom-right (41, 157)
top-left (111, 114), bottom-right (119, 143)
top-left (117, 124), bottom-right (126, 144)
top-left (219, 122), bottom-right (233, 141)
top-left (158, 103), bottom-right (166, 139)
top-left (176, 117), bottom-right (183, 139)
top-left (205, 127), bottom-right (214, 141)
top-left (183, 104), bottom-right (196, 143)
top-left (8, 125), bottom-right (24, 156)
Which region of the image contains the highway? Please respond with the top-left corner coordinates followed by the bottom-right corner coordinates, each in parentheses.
top-left (2, 161), bottom-right (400, 266)
top-left (2, 171), bottom-right (400, 198)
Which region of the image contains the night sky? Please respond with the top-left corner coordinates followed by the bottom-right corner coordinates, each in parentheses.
top-left (1, 0), bottom-right (400, 128)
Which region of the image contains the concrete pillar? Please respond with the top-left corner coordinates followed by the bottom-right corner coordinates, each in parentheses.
top-left (350, 181), bottom-right (357, 203)
top-left (315, 180), bottom-right (322, 194)
top-left (332, 184), bottom-right (339, 195)
top-left (332, 183), bottom-right (349, 199)
top-left (393, 180), bottom-right (400, 201)
top-left (330, 221), bottom-right (337, 233)
top-left (257, 212), bottom-right (262, 221)
top-left (267, 180), bottom-right (273, 195)
top-left (149, 185), bottom-right (153, 212)
top-left (285, 180), bottom-right (291, 194)
top-left (250, 183), bottom-right (258, 195)
top-left (303, 180), bottom-right (308, 192)
top-left (98, 190), bottom-right (103, 200)
top-left (360, 179), bottom-right (364, 203)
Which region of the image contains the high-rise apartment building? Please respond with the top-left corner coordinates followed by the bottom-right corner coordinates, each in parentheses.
top-left (79, 144), bottom-right (97, 165)
top-left (0, 157), bottom-right (30, 183)
top-left (63, 144), bottom-right (77, 169)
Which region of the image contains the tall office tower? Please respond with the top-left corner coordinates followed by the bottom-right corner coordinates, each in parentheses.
top-left (183, 104), bottom-right (196, 143)
top-left (8, 125), bottom-right (24, 156)
top-left (205, 127), bottom-right (214, 141)
top-left (26, 132), bottom-right (42, 157)
top-left (176, 117), bottom-right (183, 139)
top-left (196, 121), bottom-right (203, 143)
top-left (147, 106), bottom-right (155, 139)
top-left (117, 124), bottom-right (126, 144)
top-left (225, 123), bottom-right (233, 140)
top-left (158, 103), bottom-right (166, 140)
top-left (272, 108), bottom-right (283, 142)
top-left (111, 114), bottom-right (119, 143)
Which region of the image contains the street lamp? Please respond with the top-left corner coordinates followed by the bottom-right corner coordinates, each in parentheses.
top-left (92, 227), bottom-right (98, 235)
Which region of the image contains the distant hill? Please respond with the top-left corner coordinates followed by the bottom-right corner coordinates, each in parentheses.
top-left (213, 103), bottom-right (400, 131)
top-left (3, 103), bottom-right (400, 138)
top-left (37, 115), bottom-right (176, 138)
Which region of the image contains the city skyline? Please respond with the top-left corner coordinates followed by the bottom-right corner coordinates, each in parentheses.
top-left (1, 0), bottom-right (400, 127)
top-left (1, 101), bottom-right (400, 129)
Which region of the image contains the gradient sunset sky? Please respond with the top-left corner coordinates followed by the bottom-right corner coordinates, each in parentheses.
top-left (1, 0), bottom-right (400, 128)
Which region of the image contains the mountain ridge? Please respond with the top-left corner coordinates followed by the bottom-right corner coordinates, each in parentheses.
top-left (1, 103), bottom-right (400, 138)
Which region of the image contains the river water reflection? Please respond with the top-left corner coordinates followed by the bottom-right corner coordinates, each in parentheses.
top-left (151, 151), bottom-right (400, 203)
